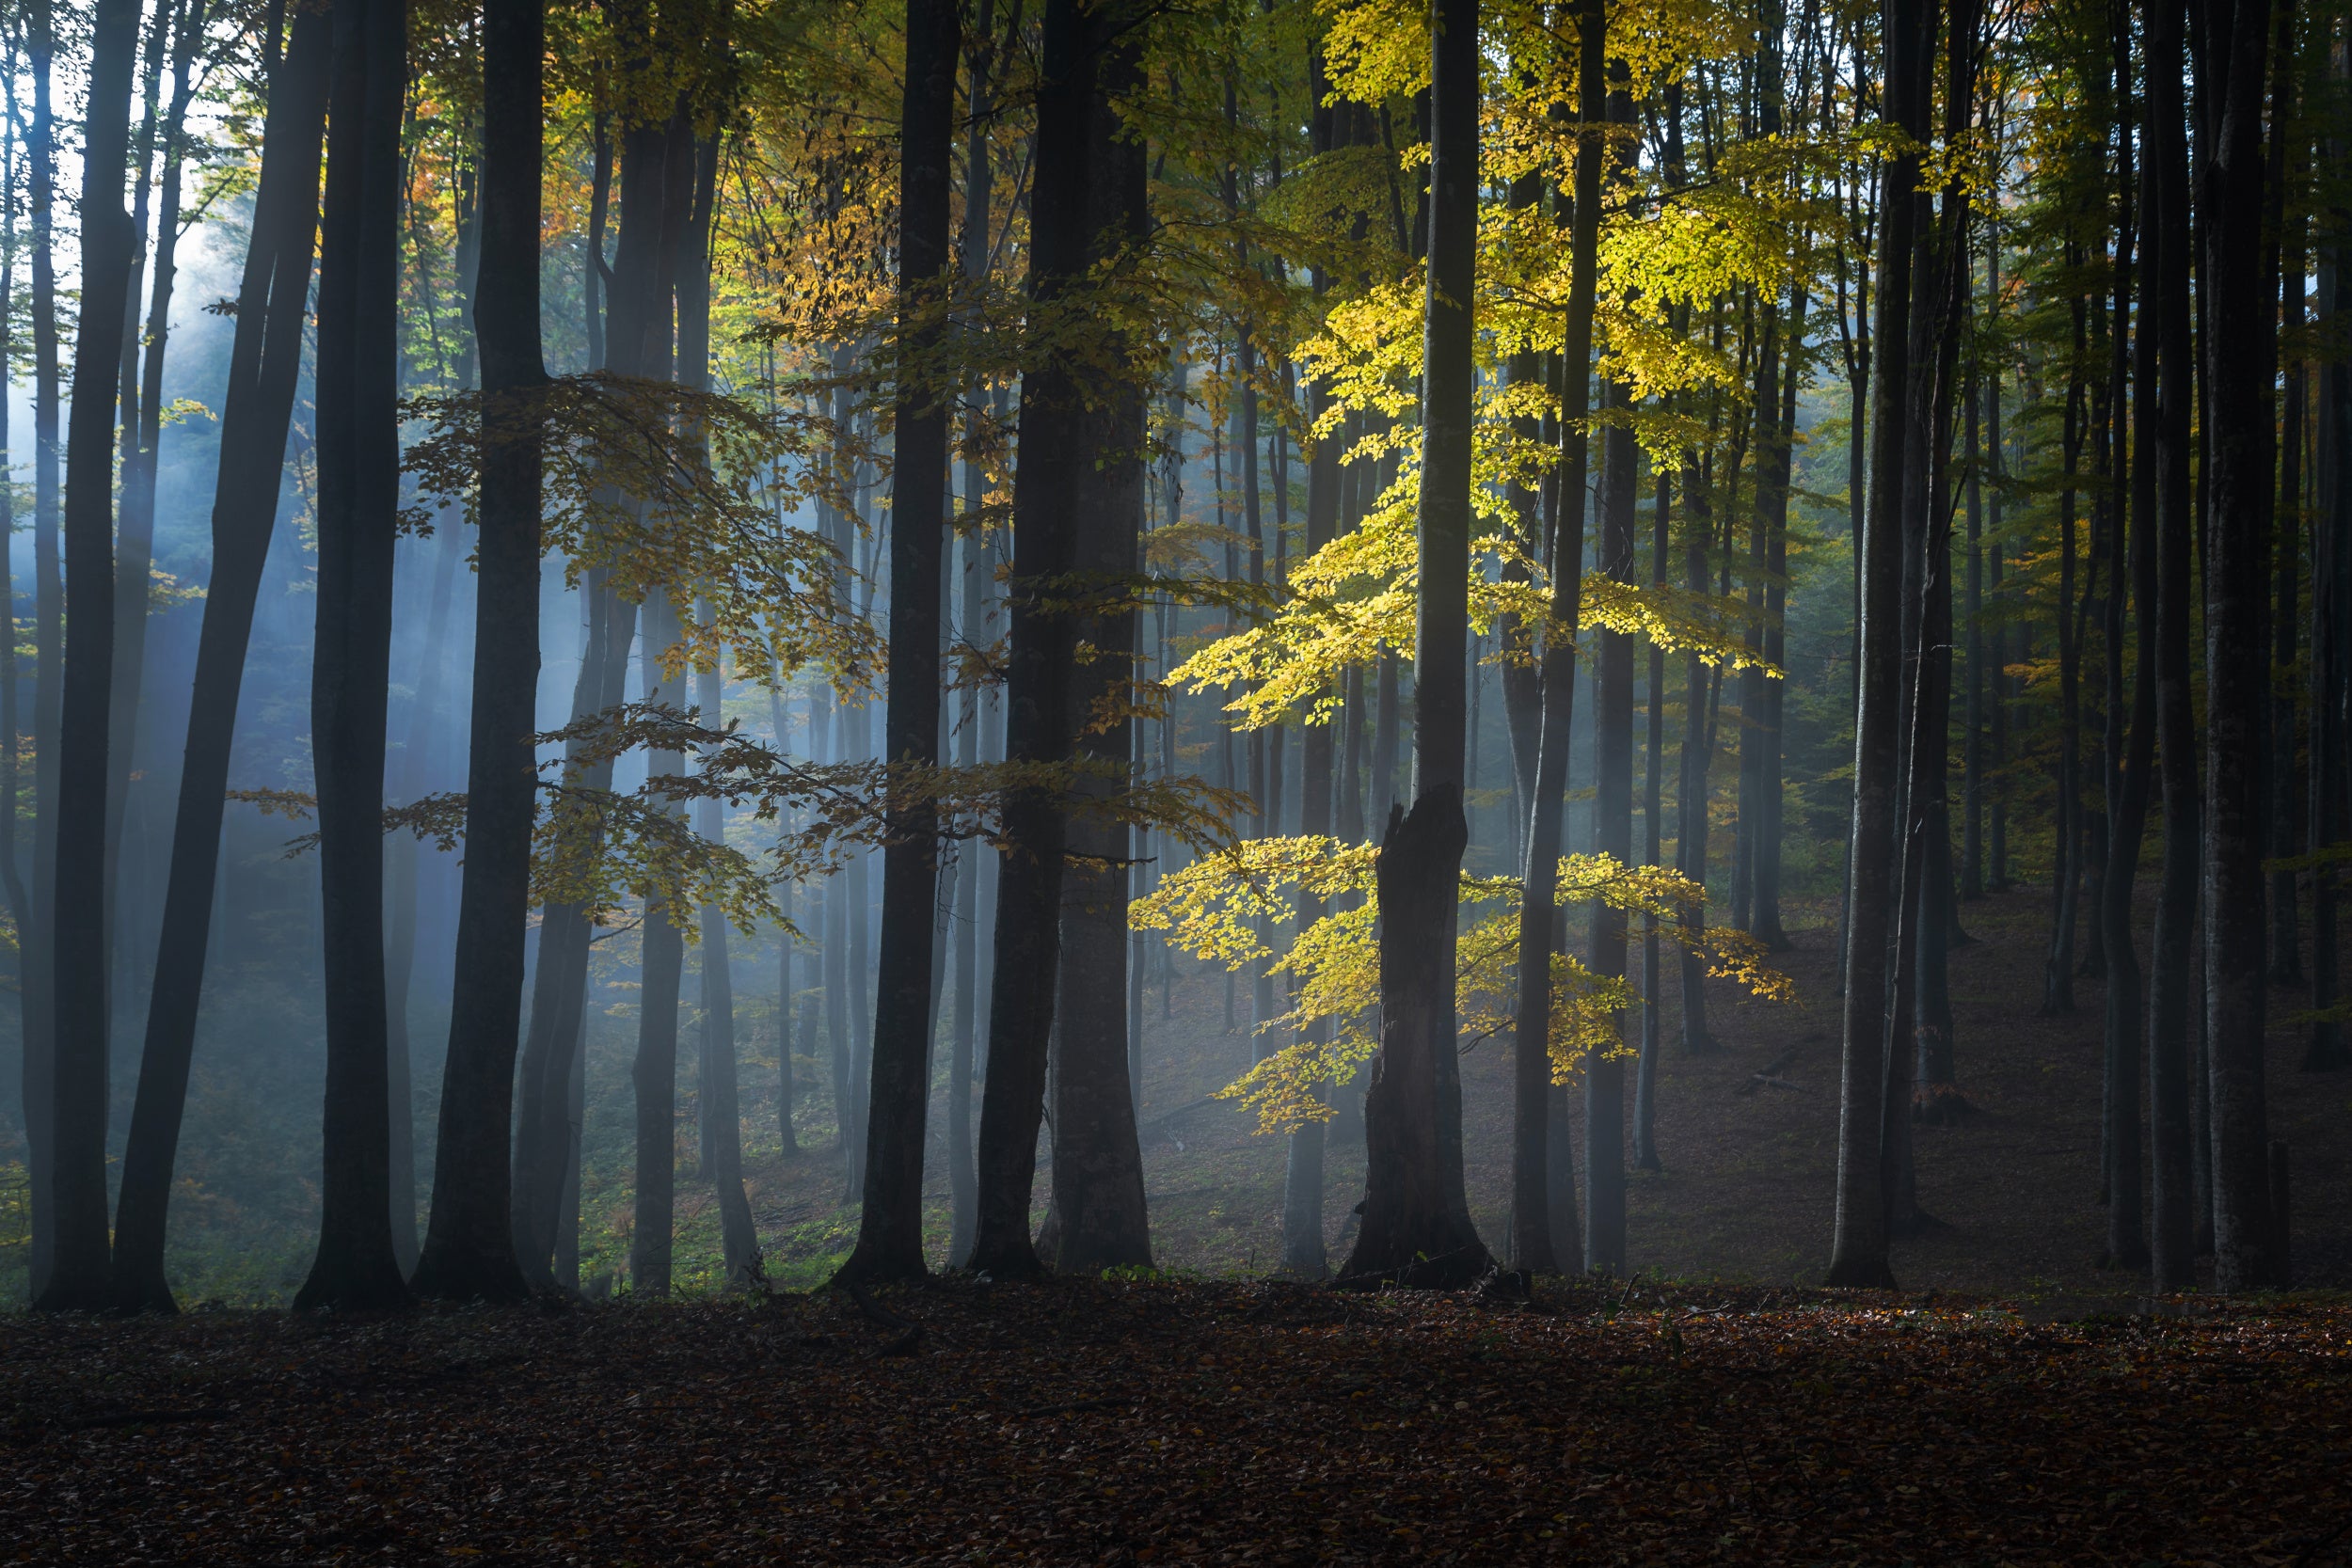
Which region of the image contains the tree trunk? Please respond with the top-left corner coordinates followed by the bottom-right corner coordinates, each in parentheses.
top-left (1588, 369), bottom-right (1639, 1275)
top-left (2147, 0), bottom-right (2199, 1286)
top-left (1507, 0), bottom-right (1601, 1275)
top-left (105, 0), bottom-right (206, 1006)
top-left (1754, 292), bottom-right (1803, 951)
top-left (696, 658), bottom-right (759, 1281)
top-left (405, 0), bottom-right (544, 1306)
top-left (108, 1), bottom-right (328, 1314)
top-left (1827, 0), bottom-right (1932, 1292)
top-left (2192, 0), bottom-right (2278, 1293)
top-left (2091, 44), bottom-right (2153, 1274)
top-left (839, 0), bottom-right (958, 1283)
top-left (508, 77), bottom-right (682, 1287)
top-left (36, 0), bottom-right (140, 1315)
top-left (969, 0), bottom-right (1125, 1279)
top-left (382, 506), bottom-right (461, 1278)
top-left (2311, 83), bottom-right (2351, 1076)
top-left (629, 592), bottom-right (689, 1297)
top-left (1634, 466), bottom-right (1668, 1174)
top-left (291, 0), bottom-right (409, 1315)
top-left (21, 0), bottom-right (61, 1301)
top-left (2042, 292), bottom-right (2088, 1019)
top-left (1341, 0), bottom-right (1489, 1289)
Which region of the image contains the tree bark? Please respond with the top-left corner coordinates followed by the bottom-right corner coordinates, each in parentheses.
top-left (1827, 0), bottom-right (1932, 1292)
top-left (108, 1), bottom-right (328, 1314)
top-left (291, 0), bottom-right (410, 1315)
top-left (2094, 35), bottom-right (2155, 1275)
top-left (969, 0), bottom-right (1126, 1279)
top-left (839, 0), bottom-right (958, 1283)
top-left (1508, 0), bottom-right (1601, 1275)
top-left (405, 0), bottom-right (544, 1306)
top-left (2191, 0), bottom-right (2278, 1293)
top-left (1340, 0), bottom-right (1489, 1289)
top-left (21, 0), bottom-right (61, 1301)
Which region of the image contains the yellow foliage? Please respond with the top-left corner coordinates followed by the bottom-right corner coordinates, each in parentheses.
top-left (1135, 836), bottom-right (1792, 1134)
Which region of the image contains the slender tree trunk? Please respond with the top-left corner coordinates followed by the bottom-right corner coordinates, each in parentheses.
top-left (2147, 0), bottom-right (2200, 1286)
top-left (1341, 0), bottom-right (1489, 1289)
top-left (107, 2), bottom-right (327, 1313)
top-left (2310, 74), bottom-right (2350, 1077)
top-left (1755, 292), bottom-right (1803, 950)
top-left (382, 510), bottom-right (460, 1276)
top-left (839, 0), bottom-right (957, 1282)
top-left (2272, 36), bottom-right (2306, 993)
top-left (696, 652), bottom-right (758, 1280)
top-left (969, 0), bottom-right (1121, 1279)
top-left (36, 0), bottom-right (142, 1314)
top-left (20, 0), bottom-right (61, 1300)
top-left (1634, 465), bottom-right (1668, 1173)
top-left (2192, 0), bottom-right (2278, 1292)
top-left (405, 0), bottom-right (543, 1305)
top-left (291, 0), bottom-right (409, 1314)
top-left (0, 105), bottom-right (25, 1084)
top-left (628, 591), bottom-right (690, 1297)
top-left (1827, 0), bottom-right (1931, 1292)
top-left (2091, 45), bottom-right (2153, 1275)
top-left (1507, 1), bottom-right (1602, 1275)
top-left (2042, 293), bottom-right (2088, 1018)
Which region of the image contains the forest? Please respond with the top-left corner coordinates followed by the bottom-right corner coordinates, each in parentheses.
top-left (0, 0), bottom-right (2348, 1558)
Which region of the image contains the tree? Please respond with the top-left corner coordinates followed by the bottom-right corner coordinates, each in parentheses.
top-left (1507, 0), bottom-right (1601, 1277)
top-left (35, 0), bottom-right (144, 1314)
top-left (2145, 0), bottom-right (2198, 1290)
top-left (294, 0), bottom-right (412, 1314)
top-left (1826, 0), bottom-right (1933, 1292)
top-left (110, 0), bottom-right (331, 1314)
top-left (836, 0), bottom-right (958, 1285)
top-left (1339, 0), bottom-right (1489, 1290)
top-left (1044, 2), bottom-right (1152, 1270)
top-left (408, 0), bottom-right (546, 1306)
top-left (969, 0), bottom-right (1125, 1280)
top-left (2191, 0), bottom-right (2278, 1293)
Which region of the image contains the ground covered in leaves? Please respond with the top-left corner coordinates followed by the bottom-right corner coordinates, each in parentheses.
top-left (5, 1277), bottom-right (2348, 1565)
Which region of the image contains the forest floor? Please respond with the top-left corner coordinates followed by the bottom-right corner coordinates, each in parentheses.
top-left (723, 881), bottom-right (2352, 1305)
top-left (3, 1275), bottom-right (2348, 1564)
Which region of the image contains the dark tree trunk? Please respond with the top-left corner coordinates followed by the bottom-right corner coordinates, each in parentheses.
top-left (696, 651), bottom-right (758, 1280)
top-left (2147, 0), bottom-right (2199, 1287)
top-left (1588, 368), bottom-right (1639, 1274)
top-left (969, 0), bottom-right (1128, 1279)
top-left (406, 0), bottom-right (544, 1307)
top-left (2093, 34), bottom-right (2155, 1275)
top-left (2311, 81), bottom-right (2351, 1077)
top-left (34, 0), bottom-right (139, 1313)
top-left (1047, 26), bottom-right (1152, 1273)
top-left (1827, 0), bottom-right (1932, 1292)
top-left (292, 0), bottom-right (410, 1315)
top-left (1755, 291), bottom-right (1803, 952)
top-left (21, 0), bottom-right (61, 1301)
top-left (2042, 293), bottom-right (2088, 1019)
top-left (108, 2), bottom-right (328, 1314)
top-left (2272, 27), bottom-right (2305, 993)
top-left (839, 0), bottom-right (958, 1283)
top-left (629, 593), bottom-right (689, 1297)
top-left (105, 0), bottom-right (204, 991)
top-left (1507, 0), bottom-right (1601, 1275)
top-left (509, 65), bottom-right (681, 1284)
top-left (765, 675), bottom-right (802, 1160)
top-left (1341, 0), bottom-right (1489, 1289)
top-left (383, 500), bottom-right (462, 1278)
top-left (2191, 0), bottom-right (2278, 1293)
top-left (1634, 462), bottom-right (1668, 1174)
top-left (0, 94), bottom-right (25, 1091)
top-left (943, 0), bottom-right (1000, 1271)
